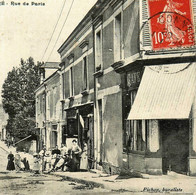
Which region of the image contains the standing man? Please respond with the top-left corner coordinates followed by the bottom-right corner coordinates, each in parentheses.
top-left (52, 145), bottom-right (61, 168)
top-left (15, 151), bottom-right (21, 172)
top-left (39, 145), bottom-right (46, 172)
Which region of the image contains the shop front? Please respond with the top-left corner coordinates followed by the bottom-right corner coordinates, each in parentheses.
top-left (120, 60), bottom-right (196, 175)
top-left (65, 103), bottom-right (94, 168)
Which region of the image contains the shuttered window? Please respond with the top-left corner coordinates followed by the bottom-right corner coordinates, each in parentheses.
top-left (140, 0), bottom-right (151, 50)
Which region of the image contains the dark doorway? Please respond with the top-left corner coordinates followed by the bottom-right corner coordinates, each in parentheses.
top-left (160, 120), bottom-right (189, 175)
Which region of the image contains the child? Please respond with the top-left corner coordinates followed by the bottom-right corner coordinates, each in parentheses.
top-left (44, 151), bottom-right (51, 172)
top-left (33, 153), bottom-right (40, 174)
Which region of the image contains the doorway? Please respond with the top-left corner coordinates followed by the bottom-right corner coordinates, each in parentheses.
top-left (160, 120), bottom-right (189, 175)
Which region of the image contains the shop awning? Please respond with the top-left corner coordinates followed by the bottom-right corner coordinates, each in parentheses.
top-left (127, 63), bottom-right (196, 120)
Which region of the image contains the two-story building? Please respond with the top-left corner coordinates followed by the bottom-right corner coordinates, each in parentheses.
top-left (57, 8), bottom-right (95, 167)
top-left (111, 0), bottom-right (196, 176)
top-left (35, 62), bottom-right (61, 150)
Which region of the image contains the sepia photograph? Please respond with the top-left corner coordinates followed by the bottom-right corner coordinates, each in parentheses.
top-left (0, 0), bottom-right (196, 194)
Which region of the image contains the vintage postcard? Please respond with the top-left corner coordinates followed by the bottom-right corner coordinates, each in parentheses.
top-left (0, 0), bottom-right (196, 194)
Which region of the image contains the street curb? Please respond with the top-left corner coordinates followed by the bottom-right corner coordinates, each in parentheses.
top-left (51, 173), bottom-right (105, 189)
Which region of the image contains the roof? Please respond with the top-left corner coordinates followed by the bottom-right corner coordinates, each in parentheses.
top-left (127, 63), bottom-right (196, 120)
top-left (40, 62), bottom-right (60, 69)
top-left (57, 0), bottom-right (111, 54)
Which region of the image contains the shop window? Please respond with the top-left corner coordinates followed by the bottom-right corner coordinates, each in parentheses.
top-left (67, 119), bottom-right (78, 137)
top-left (124, 89), bottom-right (147, 152)
top-left (126, 120), bottom-right (147, 151)
top-left (114, 13), bottom-right (122, 62)
top-left (51, 131), bottom-right (57, 148)
top-left (62, 125), bottom-right (67, 144)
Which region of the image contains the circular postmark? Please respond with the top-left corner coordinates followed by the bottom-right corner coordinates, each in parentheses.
top-left (149, 63), bottom-right (192, 74)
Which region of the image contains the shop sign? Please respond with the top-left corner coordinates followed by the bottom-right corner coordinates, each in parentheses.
top-left (127, 70), bottom-right (142, 88)
top-left (66, 109), bottom-right (77, 119)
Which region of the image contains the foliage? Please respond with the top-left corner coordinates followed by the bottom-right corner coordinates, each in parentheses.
top-left (2, 57), bottom-right (41, 138)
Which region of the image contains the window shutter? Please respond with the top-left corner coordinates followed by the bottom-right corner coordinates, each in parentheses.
top-left (192, 0), bottom-right (196, 35)
top-left (140, 0), bottom-right (152, 51)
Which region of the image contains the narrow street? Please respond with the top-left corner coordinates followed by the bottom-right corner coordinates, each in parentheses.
top-left (0, 146), bottom-right (111, 195)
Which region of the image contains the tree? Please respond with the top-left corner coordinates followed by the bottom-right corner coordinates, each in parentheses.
top-left (2, 57), bottom-right (41, 138)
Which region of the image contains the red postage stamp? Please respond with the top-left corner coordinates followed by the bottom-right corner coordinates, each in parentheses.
top-left (147, 0), bottom-right (195, 50)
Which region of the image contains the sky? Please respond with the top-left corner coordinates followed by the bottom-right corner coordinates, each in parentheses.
top-left (0, 0), bottom-right (97, 101)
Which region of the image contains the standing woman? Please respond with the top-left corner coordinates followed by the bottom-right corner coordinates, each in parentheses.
top-left (80, 142), bottom-right (88, 171)
top-left (70, 139), bottom-right (82, 171)
top-left (14, 151), bottom-right (21, 172)
top-left (7, 151), bottom-right (15, 171)
top-left (33, 153), bottom-right (40, 174)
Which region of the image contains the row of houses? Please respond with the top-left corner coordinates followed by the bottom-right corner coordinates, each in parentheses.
top-left (35, 0), bottom-right (196, 175)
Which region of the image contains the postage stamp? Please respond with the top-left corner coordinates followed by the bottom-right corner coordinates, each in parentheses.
top-left (147, 0), bottom-right (195, 50)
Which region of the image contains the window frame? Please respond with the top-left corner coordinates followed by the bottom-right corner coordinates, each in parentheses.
top-left (69, 66), bottom-right (74, 97)
top-left (95, 25), bottom-right (103, 72)
top-left (114, 12), bottom-right (123, 62)
top-left (82, 56), bottom-right (89, 91)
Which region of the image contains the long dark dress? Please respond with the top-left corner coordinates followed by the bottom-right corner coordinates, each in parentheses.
top-left (70, 145), bottom-right (82, 172)
top-left (7, 153), bottom-right (15, 171)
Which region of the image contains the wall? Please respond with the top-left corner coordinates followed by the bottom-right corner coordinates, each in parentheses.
top-left (36, 86), bottom-right (45, 129)
top-left (102, 92), bottom-right (123, 170)
top-left (93, 0), bottom-right (140, 173)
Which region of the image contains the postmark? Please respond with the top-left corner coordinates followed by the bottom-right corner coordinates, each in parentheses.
top-left (146, 0), bottom-right (195, 50)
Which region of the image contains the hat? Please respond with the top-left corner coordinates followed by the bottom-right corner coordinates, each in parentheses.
top-left (33, 153), bottom-right (38, 156)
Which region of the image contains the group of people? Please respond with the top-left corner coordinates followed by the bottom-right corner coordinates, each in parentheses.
top-left (6, 150), bottom-right (30, 172)
top-left (6, 139), bottom-right (88, 174)
top-left (34, 139), bottom-right (88, 174)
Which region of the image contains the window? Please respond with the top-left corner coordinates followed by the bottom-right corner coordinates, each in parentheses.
top-left (79, 41), bottom-right (89, 91)
top-left (50, 90), bottom-right (53, 119)
top-left (53, 87), bottom-right (57, 118)
top-left (67, 119), bottom-right (78, 137)
top-left (95, 30), bottom-right (102, 71)
top-left (83, 56), bottom-right (88, 90)
top-left (40, 95), bottom-right (42, 114)
top-left (36, 97), bottom-right (39, 115)
top-left (114, 13), bottom-right (122, 62)
top-left (62, 73), bottom-right (65, 99)
top-left (47, 91), bottom-right (51, 120)
top-left (42, 93), bottom-right (46, 117)
top-left (69, 67), bottom-right (74, 97)
top-left (124, 90), bottom-right (147, 152)
top-left (67, 54), bottom-right (74, 97)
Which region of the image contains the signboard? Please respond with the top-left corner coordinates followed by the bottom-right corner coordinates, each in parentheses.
top-left (127, 70), bottom-right (143, 88)
top-left (147, 0), bottom-right (195, 50)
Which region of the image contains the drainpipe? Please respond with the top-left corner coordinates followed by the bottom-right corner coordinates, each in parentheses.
top-left (92, 21), bottom-right (98, 169)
